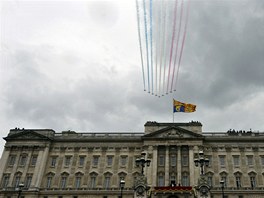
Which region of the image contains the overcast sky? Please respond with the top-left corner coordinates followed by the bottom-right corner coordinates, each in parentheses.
top-left (1, 0), bottom-right (264, 155)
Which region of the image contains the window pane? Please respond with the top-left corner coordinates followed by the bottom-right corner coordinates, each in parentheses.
top-left (247, 156), bottom-right (253, 166)
top-left (107, 156), bottom-right (113, 166)
top-left (93, 156), bottom-right (99, 166)
top-left (182, 156), bottom-right (188, 166)
top-left (25, 176), bottom-right (32, 188)
top-left (219, 156), bottom-right (225, 167)
top-left (159, 156), bottom-right (164, 166)
top-left (121, 156), bottom-right (127, 166)
top-left (61, 176), bottom-right (67, 189)
top-left (104, 177), bottom-right (110, 189)
top-left (90, 177), bottom-right (96, 188)
top-left (75, 177), bottom-right (81, 188)
top-left (31, 156), bottom-right (38, 166)
top-left (79, 156), bottom-right (85, 166)
top-left (233, 156), bottom-right (240, 166)
top-left (158, 175), bottom-right (164, 187)
top-left (51, 157), bottom-right (57, 167)
top-left (170, 155), bottom-right (176, 166)
top-left (8, 155), bottom-right (16, 166)
top-left (20, 156), bottom-right (27, 166)
top-left (46, 177), bottom-right (52, 188)
top-left (236, 177), bottom-right (241, 188)
top-left (65, 156), bottom-right (71, 166)
top-left (1, 175), bottom-right (9, 188)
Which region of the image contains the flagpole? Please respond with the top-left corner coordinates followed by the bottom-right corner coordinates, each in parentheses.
top-left (172, 98), bottom-right (174, 123)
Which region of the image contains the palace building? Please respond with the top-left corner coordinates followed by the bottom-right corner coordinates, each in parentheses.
top-left (0, 121), bottom-right (264, 198)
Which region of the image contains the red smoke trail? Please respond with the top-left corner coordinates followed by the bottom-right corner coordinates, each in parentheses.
top-left (174, 0), bottom-right (190, 91)
top-left (170, 0), bottom-right (184, 93)
top-left (166, 0), bottom-right (178, 94)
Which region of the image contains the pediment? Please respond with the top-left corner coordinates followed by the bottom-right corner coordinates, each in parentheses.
top-left (4, 130), bottom-right (52, 141)
top-left (143, 126), bottom-right (203, 139)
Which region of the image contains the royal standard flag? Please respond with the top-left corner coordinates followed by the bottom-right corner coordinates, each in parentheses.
top-left (173, 99), bottom-right (196, 113)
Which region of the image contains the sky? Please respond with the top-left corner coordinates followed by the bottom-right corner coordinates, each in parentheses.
top-left (1, 0), bottom-right (264, 155)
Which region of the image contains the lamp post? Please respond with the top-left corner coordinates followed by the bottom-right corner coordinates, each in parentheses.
top-left (220, 180), bottom-right (225, 198)
top-left (194, 150), bottom-right (209, 175)
top-left (135, 152), bottom-right (151, 176)
top-left (120, 179), bottom-right (125, 198)
top-left (17, 183), bottom-right (24, 198)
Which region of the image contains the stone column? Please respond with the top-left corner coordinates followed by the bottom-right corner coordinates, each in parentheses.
top-left (0, 147), bottom-right (11, 183)
top-left (31, 145), bottom-right (50, 189)
top-left (165, 146), bottom-right (170, 186)
top-left (177, 146), bottom-right (181, 185)
top-left (151, 146), bottom-right (158, 187)
top-left (189, 146), bottom-right (195, 186)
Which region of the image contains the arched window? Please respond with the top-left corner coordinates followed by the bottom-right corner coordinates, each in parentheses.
top-left (103, 172), bottom-right (113, 189)
top-left (60, 172), bottom-right (69, 189)
top-left (206, 171), bottom-right (214, 187)
top-left (75, 172), bottom-right (84, 189)
top-left (182, 172), bottom-right (189, 186)
top-left (170, 172), bottom-right (177, 186)
top-left (46, 172), bottom-right (55, 189)
top-left (13, 172), bottom-right (22, 188)
top-left (158, 172), bottom-right (165, 187)
top-left (89, 172), bottom-right (98, 189)
top-left (1, 174), bottom-right (10, 188)
top-left (234, 171), bottom-right (242, 189)
top-left (219, 171), bottom-right (228, 187)
top-left (248, 171), bottom-right (257, 189)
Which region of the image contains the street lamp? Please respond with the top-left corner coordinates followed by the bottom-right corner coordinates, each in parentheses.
top-left (120, 179), bottom-right (125, 198)
top-left (136, 152), bottom-right (151, 175)
top-left (220, 180), bottom-right (225, 198)
top-left (194, 150), bottom-right (209, 175)
top-left (17, 183), bottom-right (24, 198)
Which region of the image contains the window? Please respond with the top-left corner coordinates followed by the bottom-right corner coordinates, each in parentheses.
top-left (30, 155), bottom-right (38, 166)
top-left (261, 156), bottom-right (264, 166)
top-left (79, 156), bottom-right (85, 167)
top-left (90, 176), bottom-right (96, 188)
top-left (120, 156), bottom-right (127, 166)
top-left (107, 156), bottom-right (113, 166)
top-left (250, 176), bottom-right (256, 189)
top-left (64, 156), bottom-right (71, 166)
top-left (51, 157), bottom-right (57, 167)
top-left (19, 155), bottom-right (27, 166)
top-left (221, 176), bottom-right (227, 187)
top-left (219, 156), bottom-right (226, 167)
top-left (207, 156), bottom-right (212, 167)
top-left (208, 176), bottom-right (213, 187)
top-left (159, 155), bottom-right (165, 166)
top-left (61, 176), bottom-right (67, 189)
top-left (104, 176), bottom-right (111, 189)
top-left (8, 155), bottom-right (16, 166)
top-left (182, 156), bottom-right (188, 166)
top-left (158, 175), bottom-right (164, 187)
top-left (182, 175), bottom-right (189, 186)
top-left (247, 156), bottom-right (254, 166)
top-left (236, 176), bottom-right (241, 188)
top-left (93, 156), bottom-right (99, 166)
top-left (170, 155), bottom-right (176, 166)
top-left (46, 176), bottom-right (53, 188)
top-left (233, 156), bottom-right (240, 167)
top-left (1, 174), bottom-right (10, 188)
top-left (75, 177), bottom-right (81, 188)
top-left (170, 175), bottom-right (176, 186)
top-left (13, 175), bottom-right (21, 188)
top-left (25, 175), bottom-right (32, 188)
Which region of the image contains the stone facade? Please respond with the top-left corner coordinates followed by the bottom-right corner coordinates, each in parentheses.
top-left (0, 121), bottom-right (264, 198)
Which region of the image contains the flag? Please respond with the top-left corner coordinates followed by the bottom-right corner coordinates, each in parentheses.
top-left (173, 99), bottom-right (196, 113)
